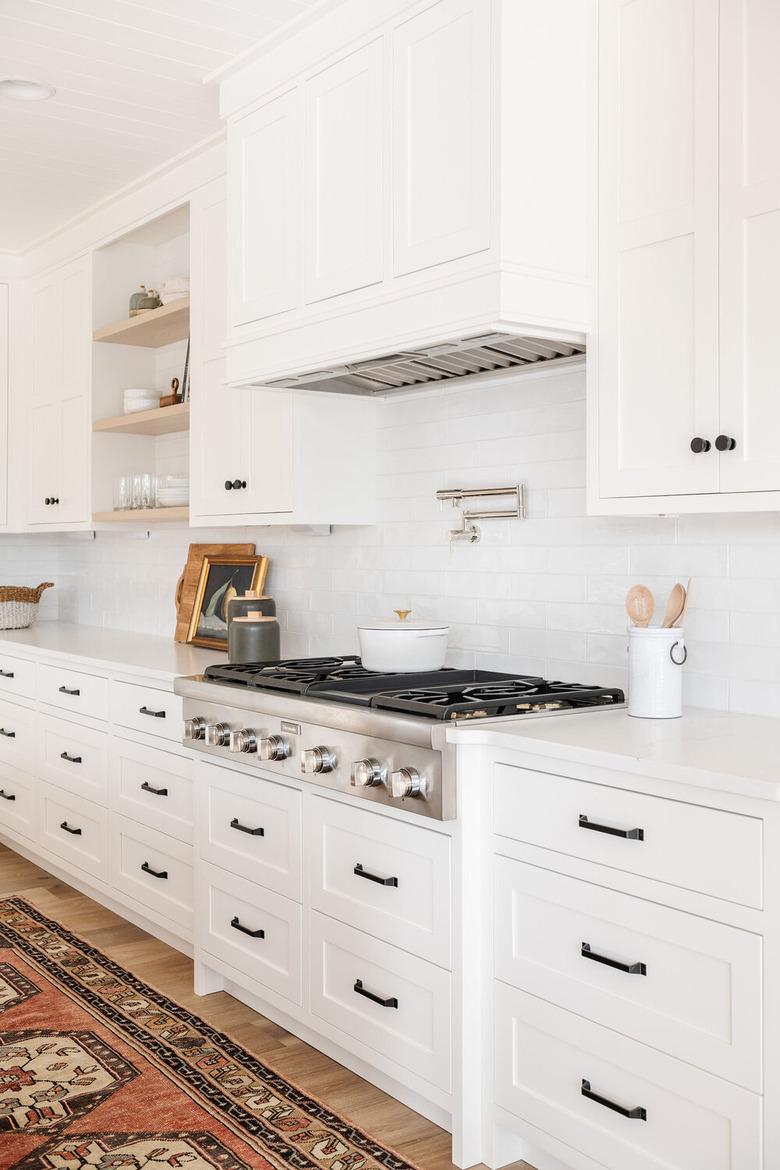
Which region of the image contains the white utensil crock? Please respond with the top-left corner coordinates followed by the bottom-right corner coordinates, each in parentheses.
top-left (627, 625), bottom-right (687, 719)
top-left (358, 617), bottom-right (449, 672)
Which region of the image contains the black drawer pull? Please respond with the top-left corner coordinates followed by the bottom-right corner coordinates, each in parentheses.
top-left (0, 669), bottom-right (14, 679)
top-left (141, 781), bottom-right (168, 797)
top-left (581, 1078), bottom-right (646, 1121)
top-left (60, 752), bottom-right (82, 764)
top-left (354, 862), bottom-right (398, 888)
top-left (139, 706), bottom-right (166, 718)
top-left (141, 861), bottom-right (168, 880)
top-left (578, 814), bottom-right (644, 841)
top-left (581, 942), bottom-right (646, 976)
top-left (353, 978), bottom-right (398, 1009)
top-left (0, 728), bottom-right (15, 738)
top-left (231, 915), bottom-right (264, 938)
top-left (0, 790), bottom-right (16, 801)
top-left (58, 685), bottom-right (81, 696)
top-left (230, 817), bottom-right (264, 837)
top-left (60, 821), bottom-right (82, 836)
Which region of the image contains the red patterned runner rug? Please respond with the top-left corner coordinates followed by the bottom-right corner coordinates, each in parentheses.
top-left (0, 897), bottom-right (422, 1170)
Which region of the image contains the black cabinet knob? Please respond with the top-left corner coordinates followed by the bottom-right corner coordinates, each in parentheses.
top-left (52, 497), bottom-right (59, 505)
top-left (690, 437), bottom-right (711, 454)
top-left (44, 497), bottom-right (51, 505)
top-left (715, 434), bottom-right (737, 452)
top-left (224, 480), bottom-right (233, 490)
top-left (232, 479), bottom-right (246, 490)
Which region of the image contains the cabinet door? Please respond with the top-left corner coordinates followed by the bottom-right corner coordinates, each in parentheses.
top-left (718, 0), bottom-right (780, 492)
top-left (28, 401), bottom-right (61, 524)
top-left (61, 261), bottom-right (90, 405)
top-left (228, 89), bottom-right (300, 328)
top-left (59, 395), bottom-right (90, 522)
top-left (30, 274), bottom-right (61, 408)
top-left (393, 0), bottom-right (491, 275)
top-left (596, 0), bottom-right (719, 499)
top-left (245, 390), bottom-right (294, 514)
top-left (304, 39), bottom-right (384, 304)
top-left (0, 284), bottom-right (7, 527)
top-left (192, 359), bottom-right (254, 518)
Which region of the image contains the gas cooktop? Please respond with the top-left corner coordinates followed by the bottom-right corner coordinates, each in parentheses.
top-left (203, 656), bottom-right (624, 722)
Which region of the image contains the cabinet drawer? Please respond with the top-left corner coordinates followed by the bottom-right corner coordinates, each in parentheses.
top-left (0, 763), bottom-right (37, 841)
top-left (38, 662), bottom-right (109, 721)
top-left (111, 814), bottom-right (193, 937)
top-left (111, 680), bottom-right (182, 743)
top-left (495, 857), bottom-right (761, 1091)
top-left (40, 784), bottom-right (108, 881)
top-left (0, 696), bottom-right (34, 771)
top-left (310, 911), bottom-right (451, 1092)
top-left (495, 983), bottom-right (760, 1170)
top-left (493, 763), bottom-right (763, 908)
top-left (199, 861), bottom-right (302, 1004)
top-left (112, 740), bottom-right (193, 843)
top-left (38, 714), bottom-right (108, 804)
top-left (197, 761), bottom-right (301, 900)
top-left (309, 796), bottom-right (451, 967)
top-left (0, 653), bottom-right (36, 700)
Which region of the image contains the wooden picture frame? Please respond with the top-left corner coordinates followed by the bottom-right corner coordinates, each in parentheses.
top-left (174, 543), bottom-right (255, 642)
top-left (186, 554), bottom-right (269, 651)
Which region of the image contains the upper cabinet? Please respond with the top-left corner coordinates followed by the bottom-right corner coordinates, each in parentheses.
top-left (591, 0), bottom-right (780, 513)
top-left (0, 284), bottom-right (7, 527)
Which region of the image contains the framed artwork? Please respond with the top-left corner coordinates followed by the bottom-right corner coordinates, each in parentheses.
top-left (174, 543), bottom-right (255, 642)
top-left (186, 554), bottom-right (269, 651)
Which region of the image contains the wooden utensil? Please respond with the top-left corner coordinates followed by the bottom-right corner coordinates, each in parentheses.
top-left (661, 582), bottom-right (686, 628)
top-left (625, 584), bottom-right (654, 627)
top-left (673, 578), bottom-right (692, 627)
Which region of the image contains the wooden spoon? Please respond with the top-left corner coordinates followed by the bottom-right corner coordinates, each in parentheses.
top-left (673, 578), bottom-right (692, 627)
top-left (626, 584), bottom-right (654, 627)
top-left (661, 582), bottom-right (686, 628)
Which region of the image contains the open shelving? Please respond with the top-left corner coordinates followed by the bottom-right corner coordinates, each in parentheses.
top-left (92, 506), bottom-right (189, 524)
top-left (93, 298), bottom-right (190, 348)
top-left (92, 402), bottom-right (189, 436)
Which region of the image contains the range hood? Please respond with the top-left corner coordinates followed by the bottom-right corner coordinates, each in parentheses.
top-left (263, 332), bottom-right (586, 396)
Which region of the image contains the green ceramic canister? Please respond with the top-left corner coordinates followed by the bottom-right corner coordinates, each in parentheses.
top-left (228, 612), bottom-right (281, 664)
top-left (226, 591), bottom-right (276, 625)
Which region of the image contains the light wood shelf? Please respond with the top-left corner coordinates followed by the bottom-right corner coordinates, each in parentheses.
top-left (93, 299), bottom-right (190, 348)
top-left (92, 402), bottom-right (189, 436)
top-left (92, 507), bottom-right (189, 524)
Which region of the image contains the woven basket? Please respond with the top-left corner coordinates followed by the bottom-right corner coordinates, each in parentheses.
top-left (0, 583), bottom-right (54, 630)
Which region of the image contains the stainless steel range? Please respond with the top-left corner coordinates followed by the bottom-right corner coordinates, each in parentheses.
top-left (174, 657), bottom-right (624, 821)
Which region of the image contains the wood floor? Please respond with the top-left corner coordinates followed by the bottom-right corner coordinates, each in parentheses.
top-left (0, 844), bottom-right (531, 1170)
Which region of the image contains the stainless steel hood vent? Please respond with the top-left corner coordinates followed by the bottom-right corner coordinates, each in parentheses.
top-left (264, 332), bottom-right (586, 396)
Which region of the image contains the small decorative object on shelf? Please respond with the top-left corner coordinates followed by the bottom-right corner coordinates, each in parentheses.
top-left (137, 287), bottom-right (161, 311)
top-left (0, 583), bottom-right (54, 630)
top-left (160, 376), bottom-right (183, 408)
top-left (128, 285), bottom-right (148, 317)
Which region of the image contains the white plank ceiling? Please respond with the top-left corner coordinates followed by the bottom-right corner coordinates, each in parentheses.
top-left (0, 0), bottom-right (328, 251)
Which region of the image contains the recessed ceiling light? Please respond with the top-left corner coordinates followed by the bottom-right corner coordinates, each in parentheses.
top-left (0, 79), bottom-right (56, 102)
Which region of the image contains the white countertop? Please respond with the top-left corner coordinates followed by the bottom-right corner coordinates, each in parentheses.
top-left (448, 706), bottom-right (780, 803)
top-left (0, 622), bottom-right (222, 683)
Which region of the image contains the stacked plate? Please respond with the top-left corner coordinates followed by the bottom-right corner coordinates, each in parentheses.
top-left (157, 475), bottom-right (189, 508)
top-left (160, 275), bottom-right (190, 306)
top-left (124, 387), bottom-right (162, 414)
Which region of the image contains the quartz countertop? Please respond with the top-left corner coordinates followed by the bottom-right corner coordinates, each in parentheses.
top-left (447, 706), bottom-right (780, 803)
top-left (0, 622), bottom-right (222, 684)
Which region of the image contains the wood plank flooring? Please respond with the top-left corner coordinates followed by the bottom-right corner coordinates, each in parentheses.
top-left (0, 844), bottom-right (532, 1170)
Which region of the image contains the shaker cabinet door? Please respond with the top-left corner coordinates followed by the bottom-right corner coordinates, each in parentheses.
top-left (191, 358), bottom-right (253, 518)
top-left (28, 402), bottom-right (61, 525)
top-left (58, 395), bottom-right (90, 523)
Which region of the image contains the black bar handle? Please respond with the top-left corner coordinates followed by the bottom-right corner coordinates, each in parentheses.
top-left (354, 862), bottom-right (399, 888)
top-left (0, 790), bottom-right (16, 801)
top-left (0, 669), bottom-right (14, 679)
top-left (60, 752), bottom-right (82, 764)
top-left (58, 685), bottom-right (81, 696)
top-left (581, 942), bottom-right (646, 976)
top-left (139, 706), bottom-right (166, 718)
top-left (581, 1079), bottom-right (646, 1120)
top-left (579, 814), bottom-right (644, 841)
top-left (141, 781), bottom-right (168, 797)
top-left (60, 821), bottom-right (82, 836)
top-left (141, 861), bottom-right (168, 880)
top-left (353, 978), bottom-right (398, 1009)
top-left (230, 817), bottom-right (264, 837)
top-left (231, 915), bottom-right (264, 938)
top-left (0, 728), bottom-right (16, 738)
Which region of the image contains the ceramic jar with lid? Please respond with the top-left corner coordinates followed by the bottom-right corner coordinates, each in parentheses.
top-left (226, 590), bottom-right (276, 625)
top-left (228, 611), bottom-right (281, 664)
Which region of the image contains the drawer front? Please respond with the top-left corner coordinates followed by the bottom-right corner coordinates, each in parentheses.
top-left (309, 796), bottom-right (451, 967)
top-left (495, 857), bottom-right (761, 1091)
top-left (0, 696), bottom-right (34, 771)
top-left (112, 740), bottom-right (193, 843)
top-left (111, 680), bottom-right (182, 743)
top-left (39, 714), bottom-right (108, 804)
top-left (495, 983), bottom-right (760, 1170)
top-left (199, 861), bottom-right (302, 1004)
top-left (0, 763), bottom-right (37, 841)
top-left (0, 653), bottom-right (36, 700)
top-left (310, 911), bottom-right (451, 1092)
top-left (38, 662), bottom-right (109, 721)
top-left (493, 763), bottom-right (763, 908)
top-left (111, 813), bottom-right (193, 936)
top-left (197, 761), bottom-right (302, 900)
top-left (40, 784), bottom-right (108, 881)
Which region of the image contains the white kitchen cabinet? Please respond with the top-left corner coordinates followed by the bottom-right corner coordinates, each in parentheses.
top-left (0, 284), bottom-right (7, 527)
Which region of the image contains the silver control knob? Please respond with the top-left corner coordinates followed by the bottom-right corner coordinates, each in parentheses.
top-left (205, 722), bottom-right (231, 748)
top-left (301, 747), bottom-right (337, 775)
top-left (351, 758), bottom-right (387, 788)
top-left (229, 728), bottom-right (257, 754)
top-left (259, 734), bottom-right (291, 762)
top-left (390, 766), bottom-right (425, 799)
top-left (183, 716), bottom-right (206, 741)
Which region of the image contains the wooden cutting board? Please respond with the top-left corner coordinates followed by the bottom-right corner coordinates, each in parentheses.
top-left (174, 542), bottom-right (256, 642)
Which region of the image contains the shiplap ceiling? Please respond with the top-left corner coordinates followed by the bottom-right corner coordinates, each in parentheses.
top-left (0, 0), bottom-right (330, 252)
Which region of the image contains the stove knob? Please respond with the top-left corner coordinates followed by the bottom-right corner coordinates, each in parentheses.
top-left (301, 747), bottom-right (337, 775)
top-left (229, 728), bottom-right (257, 754)
top-left (183, 716), bottom-right (207, 741)
top-left (390, 766), bottom-right (426, 800)
top-left (351, 758), bottom-right (387, 788)
top-left (204, 722), bottom-right (231, 748)
top-left (259, 734), bottom-right (291, 762)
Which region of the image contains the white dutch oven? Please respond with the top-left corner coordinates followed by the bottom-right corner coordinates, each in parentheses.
top-left (358, 610), bottom-right (449, 672)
